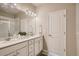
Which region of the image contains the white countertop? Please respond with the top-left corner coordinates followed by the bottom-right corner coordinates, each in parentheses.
top-left (0, 34), bottom-right (42, 49)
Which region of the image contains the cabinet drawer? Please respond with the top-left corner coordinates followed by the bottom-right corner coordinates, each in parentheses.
top-left (0, 41), bottom-right (28, 56)
top-left (29, 40), bottom-right (34, 45)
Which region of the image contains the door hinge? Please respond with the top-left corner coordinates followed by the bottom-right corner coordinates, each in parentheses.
top-left (64, 32), bottom-right (66, 35)
top-left (64, 49), bottom-right (66, 52)
top-left (64, 14), bottom-right (66, 17)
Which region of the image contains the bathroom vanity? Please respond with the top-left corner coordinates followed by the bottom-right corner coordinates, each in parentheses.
top-left (0, 3), bottom-right (43, 56)
top-left (0, 35), bottom-right (43, 56)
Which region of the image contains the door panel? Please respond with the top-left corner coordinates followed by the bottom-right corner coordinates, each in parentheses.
top-left (48, 9), bottom-right (66, 55)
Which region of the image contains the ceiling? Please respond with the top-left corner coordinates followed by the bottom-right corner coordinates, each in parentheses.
top-left (0, 3), bottom-right (24, 15)
top-left (32, 3), bottom-right (45, 7)
top-left (32, 3), bottom-right (57, 7)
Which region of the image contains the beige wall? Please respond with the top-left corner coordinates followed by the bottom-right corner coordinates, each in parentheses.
top-left (36, 3), bottom-right (76, 56)
top-left (76, 4), bottom-right (79, 56)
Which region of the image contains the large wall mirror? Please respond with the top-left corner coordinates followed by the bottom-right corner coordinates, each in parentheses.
top-left (0, 13), bottom-right (36, 41)
top-left (19, 14), bottom-right (36, 36)
top-left (0, 3), bottom-right (36, 41)
top-left (0, 17), bottom-right (16, 41)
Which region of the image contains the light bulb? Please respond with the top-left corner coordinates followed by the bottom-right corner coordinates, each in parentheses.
top-left (28, 10), bottom-right (31, 16)
top-left (25, 11), bottom-right (28, 15)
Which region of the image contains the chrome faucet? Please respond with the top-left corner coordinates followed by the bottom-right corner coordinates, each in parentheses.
top-left (5, 32), bottom-right (11, 41)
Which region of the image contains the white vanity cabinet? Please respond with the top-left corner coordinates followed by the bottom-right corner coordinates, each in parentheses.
top-left (35, 38), bottom-right (40, 55)
top-left (6, 47), bottom-right (28, 56)
top-left (28, 36), bottom-right (43, 56)
top-left (39, 37), bottom-right (43, 51)
top-left (16, 47), bottom-right (28, 56)
top-left (0, 36), bottom-right (43, 56)
top-left (7, 51), bottom-right (17, 56)
top-left (28, 39), bottom-right (35, 56)
top-left (0, 41), bottom-right (28, 56)
top-left (35, 37), bottom-right (43, 55)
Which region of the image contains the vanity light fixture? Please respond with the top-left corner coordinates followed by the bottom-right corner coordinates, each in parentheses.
top-left (21, 7), bottom-right (37, 17)
top-left (28, 10), bottom-right (31, 16)
top-left (31, 12), bottom-right (33, 17)
top-left (25, 11), bottom-right (28, 15)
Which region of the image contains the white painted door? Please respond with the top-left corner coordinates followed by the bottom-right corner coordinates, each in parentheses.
top-left (48, 9), bottom-right (66, 56)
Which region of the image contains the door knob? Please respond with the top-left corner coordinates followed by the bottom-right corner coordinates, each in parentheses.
top-left (48, 34), bottom-right (55, 38)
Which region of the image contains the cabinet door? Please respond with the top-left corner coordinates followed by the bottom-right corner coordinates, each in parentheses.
top-left (39, 38), bottom-right (43, 51)
top-left (0, 41), bottom-right (28, 56)
top-left (29, 45), bottom-right (34, 56)
top-left (28, 40), bottom-right (34, 56)
top-left (16, 47), bottom-right (28, 56)
top-left (35, 39), bottom-right (40, 55)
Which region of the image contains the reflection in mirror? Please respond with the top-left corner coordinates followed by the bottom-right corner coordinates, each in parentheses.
top-left (0, 3), bottom-right (37, 41)
top-left (0, 15), bottom-right (16, 41)
top-left (0, 19), bottom-right (10, 41)
top-left (20, 16), bottom-right (36, 36)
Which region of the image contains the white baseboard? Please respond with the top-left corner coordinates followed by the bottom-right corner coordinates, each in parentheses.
top-left (42, 50), bottom-right (63, 56)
